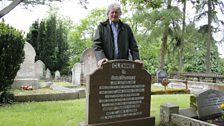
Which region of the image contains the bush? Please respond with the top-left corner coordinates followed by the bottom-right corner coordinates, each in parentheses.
top-left (0, 22), bottom-right (25, 103)
top-left (151, 89), bottom-right (190, 95)
top-left (0, 91), bottom-right (14, 104)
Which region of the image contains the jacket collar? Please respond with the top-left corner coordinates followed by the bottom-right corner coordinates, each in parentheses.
top-left (101, 19), bottom-right (124, 31)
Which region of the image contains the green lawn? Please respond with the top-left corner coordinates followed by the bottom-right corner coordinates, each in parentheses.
top-left (0, 94), bottom-right (190, 126)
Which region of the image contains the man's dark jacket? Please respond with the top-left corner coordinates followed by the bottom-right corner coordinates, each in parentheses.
top-left (93, 19), bottom-right (140, 61)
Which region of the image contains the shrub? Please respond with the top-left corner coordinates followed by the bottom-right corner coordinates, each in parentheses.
top-left (0, 22), bottom-right (25, 103)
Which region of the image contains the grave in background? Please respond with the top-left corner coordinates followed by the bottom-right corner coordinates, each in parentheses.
top-left (13, 42), bottom-right (39, 88)
top-left (35, 60), bottom-right (45, 79)
top-left (193, 89), bottom-right (224, 120)
top-left (72, 63), bottom-right (83, 85)
top-left (160, 89), bottom-right (224, 126)
top-left (156, 70), bottom-right (168, 83)
top-left (55, 70), bottom-right (61, 81)
top-left (45, 69), bottom-right (51, 80)
top-left (82, 60), bottom-right (155, 126)
top-left (80, 48), bottom-right (98, 83)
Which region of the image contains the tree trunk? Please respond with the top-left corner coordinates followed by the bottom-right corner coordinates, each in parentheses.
top-left (159, 0), bottom-right (172, 69)
top-left (178, 0), bottom-right (186, 75)
top-left (206, 0), bottom-right (212, 73)
top-left (0, 0), bottom-right (23, 19)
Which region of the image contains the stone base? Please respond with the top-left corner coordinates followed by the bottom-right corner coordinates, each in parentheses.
top-left (13, 78), bottom-right (40, 89)
top-left (79, 117), bottom-right (155, 126)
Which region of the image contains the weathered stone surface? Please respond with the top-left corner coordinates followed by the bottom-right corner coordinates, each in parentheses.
top-left (55, 70), bottom-right (60, 80)
top-left (156, 70), bottom-right (168, 83)
top-left (160, 103), bottom-right (179, 126)
top-left (35, 60), bottom-right (45, 79)
top-left (179, 107), bottom-right (197, 118)
top-left (85, 60), bottom-right (155, 126)
top-left (72, 63), bottom-right (82, 85)
top-left (50, 84), bottom-right (78, 93)
top-left (160, 103), bottom-right (217, 126)
top-left (171, 114), bottom-right (216, 126)
top-left (81, 48), bottom-right (97, 83)
top-left (45, 69), bottom-right (51, 80)
top-left (13, 42), bottom-right (39, 88)
top-left (195, 89), bottom-right (224, 120)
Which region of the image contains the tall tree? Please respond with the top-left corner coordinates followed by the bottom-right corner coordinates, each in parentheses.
top-left (178, 0), bottom-right (187, 74)
top-left (68, 8), bottom-right (105, 67)
top-left (27, 7), bottom-right (71, 74)
top-left (159, 0), bottom-right (172, 69)
top-left (192, 0), bottom-right (224, 73)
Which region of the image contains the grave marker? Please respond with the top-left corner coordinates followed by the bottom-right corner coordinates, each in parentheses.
top-left (83, 60), bottom-right (155, 126)
top-left (156, 70), bottom-right (168, 83)
top-left (13, 42), bottom-right (39, 88)
top-left (195, 89), bottom-right (224, 120)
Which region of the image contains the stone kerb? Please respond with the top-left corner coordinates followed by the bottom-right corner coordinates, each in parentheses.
top-left (13, 42), bottom-right (39, 88)
top-left (160, 103), bottom-right (217, 126)
top-left (84, 60), bottom-right (155, 126)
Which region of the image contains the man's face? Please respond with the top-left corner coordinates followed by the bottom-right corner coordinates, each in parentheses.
top-left (108, 9), bottom-right (120, 23)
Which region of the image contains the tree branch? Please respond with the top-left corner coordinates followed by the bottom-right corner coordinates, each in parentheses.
top-left (0, 0), bottom-right (23, 19)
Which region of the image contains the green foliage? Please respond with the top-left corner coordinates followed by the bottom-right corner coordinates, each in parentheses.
top-left (26, 7), bottom-right (71, 75)
top-left (68, 8), bottom-right (105, 68)
top-left (119, 0), bottom-right (224, 74)
top-left (0, 21), bottom-right (25, 103)
top-left (0, 91), bottom-right (14, 104)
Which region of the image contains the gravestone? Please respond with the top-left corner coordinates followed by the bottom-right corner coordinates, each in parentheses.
top-left (83, 60), bottom-right (155, 126)
top-left (81, 48), bottom-right (98, 83)
top-left (45, 69), bottom-right (51, 80)
top-left (195, 89), bottom-right (224, 120)
top-left (72, 63), bottom-right (82, 85)
top-left (35, 60), bottom-right (45, 79)
top-left (55, 70), bottom-right (61, 80)
top-left (156, 70), bottom-right (168, 83)
top-left (13, 42), bottom-right (39, 88)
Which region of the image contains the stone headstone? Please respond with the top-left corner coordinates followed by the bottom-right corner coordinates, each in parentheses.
top-left (81, 48), bottom-right (98, 83)
top-left (45, 69), bottom-right (51, 80)
top-left (72, 63), bottom-right (82, 85)
top-left (195, 89), bottom-right (224, 120)
top-left (84, 60), bottom-right (155, 126)
top-left (13, 42), bottom-right (39, 88)
top-left (55, 70), bottom-right (60, 80)
top-left (156, 70), bottom-right (168, 83)
top-left (35, 60), bottom-right (45, 79)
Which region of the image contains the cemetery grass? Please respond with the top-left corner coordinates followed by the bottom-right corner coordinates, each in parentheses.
top-left (0, 94), bottom-right (189, 126)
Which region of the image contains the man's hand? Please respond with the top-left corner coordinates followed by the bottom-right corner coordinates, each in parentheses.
top-left (97, 58), bottom-right (108, 67)
top-left (134, 59), bottom-right (143, 64)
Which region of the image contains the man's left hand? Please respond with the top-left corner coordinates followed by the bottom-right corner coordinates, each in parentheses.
top-left (134, 60), bottom-right (143, 64)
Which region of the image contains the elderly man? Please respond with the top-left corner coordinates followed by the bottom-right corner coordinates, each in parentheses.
top-left (93, 3), bottom-right (143, 67)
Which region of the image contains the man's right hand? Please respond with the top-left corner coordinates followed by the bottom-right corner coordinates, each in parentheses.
top-left (97, 58), bottom-right (108, 67)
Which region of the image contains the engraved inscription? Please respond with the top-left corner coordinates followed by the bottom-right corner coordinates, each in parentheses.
top-left (99, 72), bottom-right (145, 120)
top-left (112, 63), bottom-right (135, 69)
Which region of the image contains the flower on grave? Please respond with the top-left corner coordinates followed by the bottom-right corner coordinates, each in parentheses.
top-left (218, 103), bottom-right (224, 120)
top-left (219, 104), bottom-right (224, 109)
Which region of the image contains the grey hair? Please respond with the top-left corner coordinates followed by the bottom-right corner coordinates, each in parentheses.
top-left (107, 3), bottom-right (122, 16)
